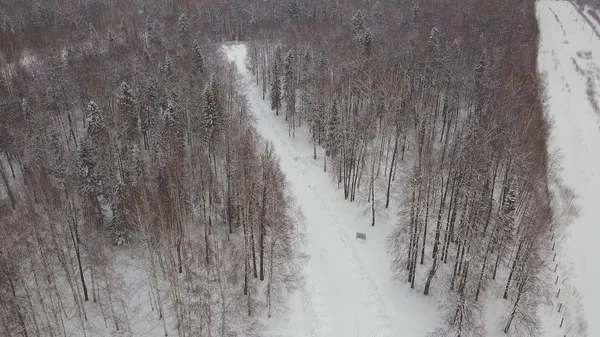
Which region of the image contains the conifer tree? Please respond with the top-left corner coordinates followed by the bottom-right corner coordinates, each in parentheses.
top-left (373, 1), bottom-right (383, 21)
top-left (193, 40), bottom-right (206, 76)
top-left (109, 181), bottom-right (129, 246)
top-left (178, 13), bottom-right (189, 44)
top-left (117, 82), bottom-right (138, 142)
top-left (283, 50), bottom-right (295, 121)
top-left (351, 10), bottom-right (365, 35)
top-left (363, 28), bottom-right (372, 56)
top-left (203, 77), bottom-right (221, 141)
top-left (163, 54), bottom-right (174, 82)
top-left (271, 50), bottom-right (282, 116)
top-left (86, 101), bottom-right (107, 142)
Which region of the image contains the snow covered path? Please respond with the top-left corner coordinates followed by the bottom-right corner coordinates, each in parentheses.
top-left (538, 1), bottom-right (600, 335)
top-left (224, 45), bottom-right (437, 337)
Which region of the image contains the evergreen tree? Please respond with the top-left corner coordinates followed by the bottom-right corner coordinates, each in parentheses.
top-left (351, 10), bottom-right (365, 35)
top-left (474, 47), bottom-right (488, 114)
top-left (117, 82), bottom-right (138, 142)
top-left (109, 181), bottom-right (129, 246)
top-left (163, 54), bottom-right (174, 81)
top-left (428, 26), bottom-right (440, 52)
top-left (210, 75), bottom-right (221, 117)
top-left (203, 77), bottom-right (221, 140)
top-left (193, 40), bottom-right (206, 76)
top-left (363, 27), bottom-right (372, 56)
top-left (86, 101), bottom-right (107, 143)
top-left (178, 13), bottom-right (189, 43)
top-left (141, 80), bottom-right (158, 150)
top-left (373, 1), bottom-right (383, 21)
top-left (165, 95), bottom-right (185, 142)
top-left (79, 138), bottom-right (100, 194)
top-left (145, 15), bottom-right (155, 43)
top-left (413, 3), bottom-right (421, 23)
top-left (81, 101), bottom-right (110, 205)
top-left (271, 51), bottom-right (282, 116)
top-left (289, 0), bottom-right (300, 19)
top-left (283, 50), bottom-right (296, 119)
top-left (475, 48), bottom-right (488, 86)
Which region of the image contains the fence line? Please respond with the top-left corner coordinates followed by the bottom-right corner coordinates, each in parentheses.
top-left (568, 0), bottom-right (600, 40)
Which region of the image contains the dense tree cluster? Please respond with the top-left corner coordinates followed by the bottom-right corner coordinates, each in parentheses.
top-left (0, 1), bottom-right (301, 336)
top-left (244, 0), bottom-right (555, 335)
top-left (0, 0), bottom-right (560, 336)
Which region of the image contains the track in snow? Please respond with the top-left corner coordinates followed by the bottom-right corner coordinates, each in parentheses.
top-left (224, 44), bottom-right (400, 337)
top-left (538, 1), bottom-right (600, 335)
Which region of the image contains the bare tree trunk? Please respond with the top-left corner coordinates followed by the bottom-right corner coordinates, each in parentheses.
top-left (7, 276), bottom-right (29, 337)
top-left (504, 276), bottom-right (527, 333)
top-left (104, 270), bottom-right (119, 332)
top-left (385, 134), bottom-right (399, 208)
top-left (0, 159), bottom-right (16, 209)
top-left (503, 237), bottom-right (525, 299)
top-left (260, 178), bottom-right (267, 281)
top-left (251, 225), bottom-right (258, 279)
top-left (420, 182), bottom-right (431, 264)
top-left (68, 219), bottom-right (89, 302)
top-left (424, 177), bottom-right (448, 295)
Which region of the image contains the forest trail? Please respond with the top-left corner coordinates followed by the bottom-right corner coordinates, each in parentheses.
top-left (538, 1), bottom-right (600, 335)
top-left (223, 44), bottom-right (435, 337)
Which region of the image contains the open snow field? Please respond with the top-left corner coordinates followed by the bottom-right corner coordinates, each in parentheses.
top-left (537, 1), bottom-right (600, 335)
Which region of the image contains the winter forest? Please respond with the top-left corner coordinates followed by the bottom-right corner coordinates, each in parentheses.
top-left (0, 0), bottom-right (588, 336)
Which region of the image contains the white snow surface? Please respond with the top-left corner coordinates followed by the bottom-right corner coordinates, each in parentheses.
top-left (224, 44), bottom-right (440, 337)
top-left (538, 1), bottom-right (600, 335)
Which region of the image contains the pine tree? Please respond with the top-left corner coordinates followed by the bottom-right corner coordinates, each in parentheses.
top-left (141, 80), bottom-right (158, 150)
top-left (428, 27), bottom-right (440, 52)
top-left (363, 27), bottom-right (372, 56)
top-left (117, 82), bottom-right (138, 142)
top-left (474, 47), bottom-right (488, 115)
top-left (271, 51), bottom-right (282, 116)
top-left (177, 13), bottom-right (189, 43)
top-left (413, 3), bottom-right (421, 23)
top-left (109, 181), bottom-right (129, 246)
top-left (203, 77), bottom-right (220, 140)
top-left (145, 15), bottom-right (155, 43)
top-left (475, 48), bottom-right (487, 86)
top-left (373, 1), bottom-right (383, 21)
top-left (289, 0), bottom-right (300, 19)
top-left (351, 10), bottom-right (365, 35)
top-left (163, 54), bottom-right (174, 81)
top-left (193, 40), bottom-right (206, 76)
top-left (210, 75), bottom-right (221, 116)
top-left (79, 138), bottom-right (100, 194)
top-left (283, 50), bottom-right (296, 120)
top-left (81, 101), bottom-right (110, 207)
top-left (86, 101), bottom-right (107, 143)
top-left (165, 95), bottom-right (185, 143)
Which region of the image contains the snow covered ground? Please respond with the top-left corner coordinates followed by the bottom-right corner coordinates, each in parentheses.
top-left (537, 1), bottom-right (600, 335)
top-left (224, 44), bottom-right (440, 337)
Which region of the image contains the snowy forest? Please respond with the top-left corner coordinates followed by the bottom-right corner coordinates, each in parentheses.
top-left (0, 0), bottom-right (566, 336)
top-left (245, 0), bottom-right (554, 336)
